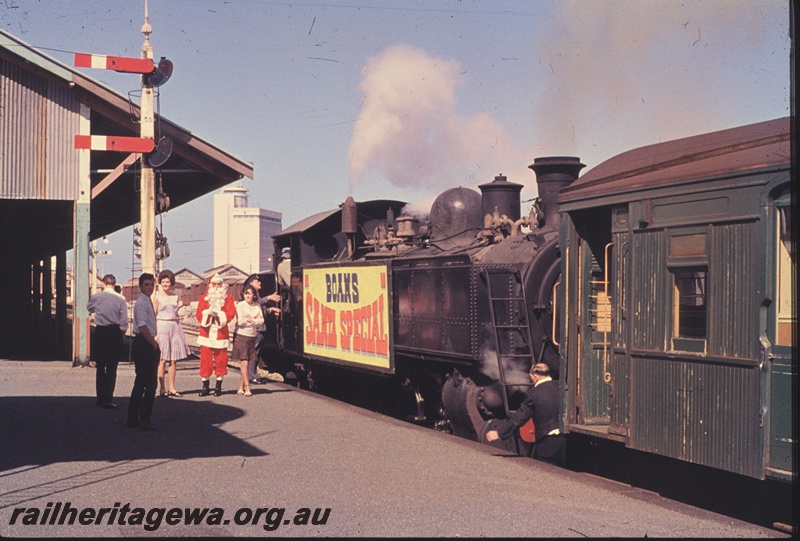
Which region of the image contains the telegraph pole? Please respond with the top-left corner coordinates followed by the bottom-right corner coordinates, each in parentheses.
top-left (139, 0), bottom-right (156, 276)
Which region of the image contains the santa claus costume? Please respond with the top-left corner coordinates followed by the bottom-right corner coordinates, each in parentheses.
top-left (196, 274), bottom-right (236, 396)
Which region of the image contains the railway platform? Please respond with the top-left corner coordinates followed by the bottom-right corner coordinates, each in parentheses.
top-left (0, 357), bottom-right (790, 538)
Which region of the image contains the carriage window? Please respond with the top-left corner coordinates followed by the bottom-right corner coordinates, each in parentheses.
top-left (776, 206), bottom-right (794, 346)
top-left (779, 205), bottom-right (792, 257)
top-left (673, 268), bottom-right (707, 340)
top-left (668, 232), bottom-right (708, 351)
top-left (670, 234), bottom-right (706, 258)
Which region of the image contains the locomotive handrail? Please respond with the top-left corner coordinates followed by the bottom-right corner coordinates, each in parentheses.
top-left (563, 245), bottom-right (570, 372)
top-left (551, 280), bottom-right (560, 346)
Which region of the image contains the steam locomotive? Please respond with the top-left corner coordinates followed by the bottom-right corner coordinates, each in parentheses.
top-left (258, 117), bottom-right (794, 485)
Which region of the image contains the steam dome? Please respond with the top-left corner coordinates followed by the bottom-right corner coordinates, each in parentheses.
top-left (429, 187), bottom-right (482, 248)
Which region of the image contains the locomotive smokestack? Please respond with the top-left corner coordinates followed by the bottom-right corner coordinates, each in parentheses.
top-left (342, 196), bottom-right (358, 258)
top-left (528, 156), bottom-right (585, 231)
top-left (478, 174), bottom-right (523, 222)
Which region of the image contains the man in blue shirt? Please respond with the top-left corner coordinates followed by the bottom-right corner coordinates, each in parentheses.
top-left (126, 274), bottom-right (160, 431)
top-left (87, 274), bottom-right (128, 408)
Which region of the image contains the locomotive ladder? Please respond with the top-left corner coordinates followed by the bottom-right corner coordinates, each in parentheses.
top-left (484, 267), bottom-right (535, 417)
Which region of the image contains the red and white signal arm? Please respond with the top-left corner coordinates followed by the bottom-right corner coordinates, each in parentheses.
top-left (74, 53), bottom-right (154, 74)
top-left (74, 135), bottom-right (155, 153)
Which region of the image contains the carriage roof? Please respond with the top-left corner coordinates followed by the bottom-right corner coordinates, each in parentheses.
top-left (559, 117), bottom-right (791, 205)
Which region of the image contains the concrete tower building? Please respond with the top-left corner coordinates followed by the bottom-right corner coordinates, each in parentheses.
top-left (213, 182), bottom-right (282, 273)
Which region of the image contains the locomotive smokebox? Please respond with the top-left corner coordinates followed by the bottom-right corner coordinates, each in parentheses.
top-left (529, 156), bottom-right (585, 231)
top-left (479, 174), bottom-right (523, 222)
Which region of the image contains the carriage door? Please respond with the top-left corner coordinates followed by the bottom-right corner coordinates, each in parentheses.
top-left (574, 214), bottom-right (613, 426)
top-left (766, 190), bottom-right (794, 478)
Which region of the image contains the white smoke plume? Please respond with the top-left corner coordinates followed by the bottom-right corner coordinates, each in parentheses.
top-left (478, 345), bottom-right (532, 387)
top-left (348, 44), bottom-right (528, 193)
top-left (347, 2), bottom-right (786, 199)
top-left (400, 194), bottom-right (437, 222)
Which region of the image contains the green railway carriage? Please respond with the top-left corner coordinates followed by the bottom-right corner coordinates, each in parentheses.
top-left (557, 117), bottom-right (794, 480)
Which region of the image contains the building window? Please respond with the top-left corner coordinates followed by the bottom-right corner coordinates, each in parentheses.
top-left (673, 268), bottom-right (707, 339)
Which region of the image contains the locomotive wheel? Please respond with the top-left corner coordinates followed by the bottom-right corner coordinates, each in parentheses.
top-left (441, 372), bottom-right (487, 440)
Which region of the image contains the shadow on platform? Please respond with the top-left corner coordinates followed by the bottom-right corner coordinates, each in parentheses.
top-left (0, 394), bottom-right (270, 474)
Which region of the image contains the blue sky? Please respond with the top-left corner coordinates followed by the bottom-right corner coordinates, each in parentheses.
top-left (1, 0), bottom-right (791, 276)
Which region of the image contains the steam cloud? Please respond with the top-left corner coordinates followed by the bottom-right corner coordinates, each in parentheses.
top-left (347, 44), bottom-right (526, 194)
top-left (348, 2), bottom-right (786, 197)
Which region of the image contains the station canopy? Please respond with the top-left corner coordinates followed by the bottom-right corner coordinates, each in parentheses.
top-left (1, 28), bottom-right (254, 257)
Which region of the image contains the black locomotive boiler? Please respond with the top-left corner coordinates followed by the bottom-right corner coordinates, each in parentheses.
top-left (259, 157), bottom-right (583, 448)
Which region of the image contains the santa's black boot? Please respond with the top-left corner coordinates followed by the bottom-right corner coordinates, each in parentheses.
top-left (200, 380), bottom-right (210, 397)
top-left (214, 379), bottom-right (223, 397)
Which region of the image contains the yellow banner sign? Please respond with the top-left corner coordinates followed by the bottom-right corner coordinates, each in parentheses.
top-left (304, 265), bottom-right (391, 370)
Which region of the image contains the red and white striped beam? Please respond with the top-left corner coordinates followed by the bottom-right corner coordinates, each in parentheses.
top-left (75, 135), bottom-right (155, 153)
top-left (74, 53), bottom-right (154, 74)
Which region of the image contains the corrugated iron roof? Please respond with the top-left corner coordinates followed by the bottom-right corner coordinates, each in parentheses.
top-left (560, 117), bottom-right (791, 203)
top-left (1, 28), bottom-right (254, 243)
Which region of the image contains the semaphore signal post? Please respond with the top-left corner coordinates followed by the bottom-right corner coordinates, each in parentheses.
top-left (72, 0), bottom-right (171, 278)
top-left (71, 0), bottom-right (172, 365)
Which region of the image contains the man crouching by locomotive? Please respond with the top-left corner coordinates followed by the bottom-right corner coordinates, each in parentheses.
top-left (196, 274), bottom-right (236, 396)
top-left (486, 363), bottom-right (566, 467)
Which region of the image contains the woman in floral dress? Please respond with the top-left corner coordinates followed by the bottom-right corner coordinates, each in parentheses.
top-left (154, 269), bottom-right (191, 396)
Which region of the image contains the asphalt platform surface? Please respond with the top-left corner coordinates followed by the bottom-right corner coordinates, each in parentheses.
top-left (0, 358), bottom-right (789, 538)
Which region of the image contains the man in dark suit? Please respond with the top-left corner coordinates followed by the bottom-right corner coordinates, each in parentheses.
top-left (485, 363), bottom-right (566, 466)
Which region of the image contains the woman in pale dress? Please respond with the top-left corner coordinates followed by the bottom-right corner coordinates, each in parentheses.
top-left (154, 269), bottom-right (191, 396)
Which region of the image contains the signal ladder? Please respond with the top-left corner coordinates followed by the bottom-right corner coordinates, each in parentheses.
top-left (124, 226), bottom-right (144, 363)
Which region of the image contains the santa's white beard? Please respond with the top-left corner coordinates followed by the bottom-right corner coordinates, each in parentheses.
top-left (207, 286), bottom-right (227, 312)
